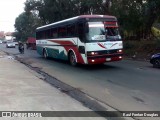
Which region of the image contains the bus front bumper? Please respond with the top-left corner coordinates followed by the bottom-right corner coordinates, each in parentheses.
top-left (87, 55), bottom-right (123, 64)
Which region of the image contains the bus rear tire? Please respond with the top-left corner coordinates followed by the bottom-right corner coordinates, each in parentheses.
top-left (43, 49), bottom-right (48, 59)
top-left (69, 51), bottom-right (77, 66)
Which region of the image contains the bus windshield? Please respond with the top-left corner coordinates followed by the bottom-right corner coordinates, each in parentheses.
top-left (86, 22), bottom-right (121, 41)
top-left (105, 27), bottom-right (119, 38)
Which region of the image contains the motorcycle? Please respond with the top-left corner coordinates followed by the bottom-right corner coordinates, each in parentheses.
top-left (19, 45), bottom-right (24, 54)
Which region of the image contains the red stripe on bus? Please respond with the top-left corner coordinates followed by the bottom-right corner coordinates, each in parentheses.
top-left (97, 43), bottom-right (107, 49)
top-left (49, 40), bottom-right (85, 64)
top-left (49, 40), bottom-right (75, 45)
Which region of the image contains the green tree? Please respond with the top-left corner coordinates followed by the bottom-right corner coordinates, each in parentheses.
top-left (144, 0), bottom-right (160, 38)
top-left (24, 0), bottom-right (109, 24)
top-left (22, 0), bottom-right (160, 40)
top-left (110, 0), bottom-right (160, 40)
top-left (14, 12), bottom-right (42, 42)
top-left (25, 0), bottom-right (80, 24)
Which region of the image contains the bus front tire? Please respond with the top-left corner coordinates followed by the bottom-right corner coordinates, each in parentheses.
top-left (43, 49), bottom-right (48, 59)
top-left (69, 51), bottom-right (77, 66)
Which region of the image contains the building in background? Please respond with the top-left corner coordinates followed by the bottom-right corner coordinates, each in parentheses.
top-left (0, 32), bottom-right (16, 43)
top-left (5, 32), bottom-right (14, 41)
top-left (0, 31), bottom-right (5, 39)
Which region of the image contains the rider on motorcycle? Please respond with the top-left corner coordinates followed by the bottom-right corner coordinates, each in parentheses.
top-left (18, 41), bottom-right (24, 53)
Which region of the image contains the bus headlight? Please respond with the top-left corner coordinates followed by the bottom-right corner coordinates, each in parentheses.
top-left (117, 49), bottom-right (123, 53)
top-left (87, 52), bottom-right (99, 56)
top-left (91, 52), bottom-right (98, 55)
top-left (92, 60), bottom-right (95, 62)
top-left (119, 56), bottom-right (122, 59)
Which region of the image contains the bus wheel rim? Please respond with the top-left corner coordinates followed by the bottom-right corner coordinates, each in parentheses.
top-left (70, 53), bottom-right (76, 65)
top-left (44, 50), bottom-right (47, 58)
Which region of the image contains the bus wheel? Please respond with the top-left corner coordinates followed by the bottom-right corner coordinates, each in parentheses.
top-left (43, 49), bottom-right (48, 59)
top-left (69, 51), bottom-right (77, 66)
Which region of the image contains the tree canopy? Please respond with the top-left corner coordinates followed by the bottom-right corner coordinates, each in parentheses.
top-left (14, 0), bottom-right (160, 41)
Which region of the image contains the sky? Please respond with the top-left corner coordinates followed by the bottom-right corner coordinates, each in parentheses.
top-left (0, 0), bottom-right (26, 32)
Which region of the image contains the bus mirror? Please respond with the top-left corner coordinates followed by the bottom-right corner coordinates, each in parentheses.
top-left (85, 23), bottom-right (89, 33)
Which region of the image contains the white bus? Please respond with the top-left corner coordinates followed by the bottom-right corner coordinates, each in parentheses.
top-left (36, 15), bottom-right (123, 66)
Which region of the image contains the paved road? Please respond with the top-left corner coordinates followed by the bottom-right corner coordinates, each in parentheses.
top-left (0, 44), bottom-right (160, 113)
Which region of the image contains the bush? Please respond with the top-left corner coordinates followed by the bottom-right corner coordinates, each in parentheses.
top-left (155, 39), bottom-right (160, 50)
top-left (123, 40), bottom-right (158, 59)
top-left (123, 41), bottom-right (135, 49)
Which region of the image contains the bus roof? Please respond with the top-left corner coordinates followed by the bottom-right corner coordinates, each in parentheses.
top-left (78, 15), bottom-right (116, 19)
top-left (36, 15), bottom-right (117, 31)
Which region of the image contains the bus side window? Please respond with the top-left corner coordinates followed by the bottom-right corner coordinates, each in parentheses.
top-left (47, 29), bottom-right (52, 39)
top-left (58, 26), bottom-right (67, 38)
top-left (42, 31), bottom-right (45, 39)
top-left (77, 23), bottom-right (85, 42)
top-left (51, 28), bottom-right (58, 39)
top-left (43, 30), bottom-right (46, 39)
top-left (67, 24), bottom-right (75, 37)
top-left (39, 31), bottom-right (43, 40)
top-left (45, 29), bottom-right (51, 39)
top-left (36, 31), bottom-right (40, 40)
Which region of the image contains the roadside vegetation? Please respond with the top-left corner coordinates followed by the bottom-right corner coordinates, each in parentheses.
top-left (124, 24), bottom-right (160, 60)
top-left (13, 0), bottom-right (160, 59)
top-left (124, 39), bottom-right (160, 60)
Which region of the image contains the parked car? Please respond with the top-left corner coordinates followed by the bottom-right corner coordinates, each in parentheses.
top-left (2, 40), bottom-right (7, 43)
top-left (14, 41), bottom-right (18, 45)
top-left (150, 53), bottom-right (160, 68)
top-left (6, 41), bottom-right (16, 48)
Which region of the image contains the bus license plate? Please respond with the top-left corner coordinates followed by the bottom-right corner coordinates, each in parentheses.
top-left (106, 58), bottom-right (111, 61)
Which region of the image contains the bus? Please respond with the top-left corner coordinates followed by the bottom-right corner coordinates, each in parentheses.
top-left (36, 15), bottom-right (123, 66)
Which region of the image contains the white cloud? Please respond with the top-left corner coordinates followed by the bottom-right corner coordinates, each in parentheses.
top-left (0, 0), bottom-right (26, 32)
